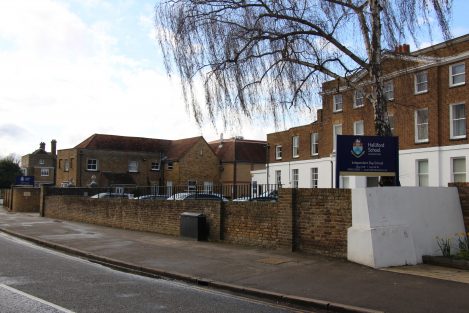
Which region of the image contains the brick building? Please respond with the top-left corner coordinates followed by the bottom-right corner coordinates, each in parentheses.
top-left (208, 136), bottom-right (266, 186)
top-left (21, 140), bottom-right (57, 186)
top-left (252, 34), bottom-right (469, 188)
top-left (56, 134), bottom-right (220, 191)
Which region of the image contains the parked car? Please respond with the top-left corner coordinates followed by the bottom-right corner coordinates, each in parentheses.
top-left (137, 195), bottom-right (168, 200)
top-left (90, 192), bottom-right (134, 199)
top-left (167, 192), bottom-right (228, 202)
top-left (233, 189), bottom-right (278, 202)
top-left (249, 196), bottom-right (277, 202)
top-left (233, 195), bottom-right (277, 202)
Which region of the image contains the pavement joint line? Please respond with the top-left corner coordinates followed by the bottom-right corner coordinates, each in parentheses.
top-left (0, 227), bottom-right (384, 313)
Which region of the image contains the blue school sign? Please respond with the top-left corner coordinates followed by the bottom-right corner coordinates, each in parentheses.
top-left (15, 176), bottom-right (35, 186)
top-left (336, 135), bottom-right (399, 187)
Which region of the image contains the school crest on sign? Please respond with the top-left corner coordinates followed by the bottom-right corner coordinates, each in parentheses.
top-left (351, 138), bottom-right (365, 158)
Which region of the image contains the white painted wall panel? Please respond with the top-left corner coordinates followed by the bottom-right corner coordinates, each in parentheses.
top-left (348, 187), bottom-right (465, 268)
top-left (253, 144), bottom-right (469, 188)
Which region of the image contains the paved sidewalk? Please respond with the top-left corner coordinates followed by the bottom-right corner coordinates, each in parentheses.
top-left (1, 209), bottom-right (469, 313)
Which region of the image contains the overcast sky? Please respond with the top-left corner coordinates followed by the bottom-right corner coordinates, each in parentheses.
top-left (1, 0), bottom-right (468, 158)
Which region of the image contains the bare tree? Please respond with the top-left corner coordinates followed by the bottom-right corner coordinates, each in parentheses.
top-left (155, 0), bottom-right (452, 135)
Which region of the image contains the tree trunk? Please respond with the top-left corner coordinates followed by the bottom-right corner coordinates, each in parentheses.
top-left (369, 0), bottom-right (392, 137)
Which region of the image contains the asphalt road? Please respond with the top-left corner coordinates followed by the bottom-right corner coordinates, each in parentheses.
top-left (0, 232), bottom-right (310, 313)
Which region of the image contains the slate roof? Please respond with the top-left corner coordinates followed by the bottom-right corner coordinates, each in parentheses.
top-left (75, 134), bottom-right (205, 161)
top-left (166, 137), bottom-right (204, 160)
top-left (209, 138), bottom-right (266, 163)
top-left (76, 134), bottom-right (171, 153)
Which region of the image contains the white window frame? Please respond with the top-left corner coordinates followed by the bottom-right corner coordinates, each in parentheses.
top-left (151, 161), bottom-right (160, 171)
top-left (333, 94), bottom-right (343, 112)
top-left (292, 136), bottom-right (299, 158)
top-left (311, 132), bottom-right (319, 156)
top-left (275, 145), bottom-right (282, 160)
top-left (64, 159), bottom-right (70, 172)
top-left (40, 168), bottom-right (49, 176)
top-left (415, 108), bottom-right (429, 143)
top-left (449, 63), bottom-right (465, 87)
top-left (450, 103), bottom-right (466, 139)
top-left (354, 120), bottom-right (364, 135)
top-left (87, 159), bottom-right (98, 171)
top-left (333, 123), bottom-right (342, 152)
top-left (452, 157), bottom-right (466, 183)
top-left (39, 159), bottom-right (45, 165)
top-left (275, 170), bottom-right (282, 186)
top-left (353, 89), bottom-right (365, 108)
top-left (414, 71), bottom-right (428, 94)
top-left (311, 168), bottom-right (318, 188)
top-left (292, 169), bottom-right (299, 188)
top-left (383, 81), bottom-right (394, 101)
top-left (417, 159), bottom-right (429, 187)
top-left (128, 160), bottom-right (138, 173)
top-left (167, 160), bottom-right (173, 170)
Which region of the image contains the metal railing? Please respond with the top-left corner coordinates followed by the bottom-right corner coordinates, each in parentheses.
top-left (45, 184), bottom-right (280, 202)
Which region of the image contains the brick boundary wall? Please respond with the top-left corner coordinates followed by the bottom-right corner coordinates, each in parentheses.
top-left (1, 189), bottom-right (12, 209)
top-left (8, 187), bottom-right (41, 213)
top-left (293, 188), bottom-right (352, 257)
top-left (449, 183), bottom-right (469, 232)
top-left (44, 196), bottom-right (222, 241)
top-left (223, 202), bottom-right (280, 248)
top-left (42, 187), bottom-right (352, 257)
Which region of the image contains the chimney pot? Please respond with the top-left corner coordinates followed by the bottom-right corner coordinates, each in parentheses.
top-left (40, 142), bottom-right (46, 151)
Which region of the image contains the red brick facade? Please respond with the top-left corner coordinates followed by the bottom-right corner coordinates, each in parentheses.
top-left (56, 134), bottom-right (220, 189)
top-left (269, 34), bottom-right (469, 163)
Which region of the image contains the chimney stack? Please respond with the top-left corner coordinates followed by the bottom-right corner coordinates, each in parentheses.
top-left (40, 142), bottom-right (46, 151)
top-left (394, 44), bottom-right (410, 55)
top-left (51, 139), bottom-right (57, 157)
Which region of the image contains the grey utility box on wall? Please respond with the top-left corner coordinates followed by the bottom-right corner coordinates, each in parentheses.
top-left (180, 212), bottom-right (207, 241)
